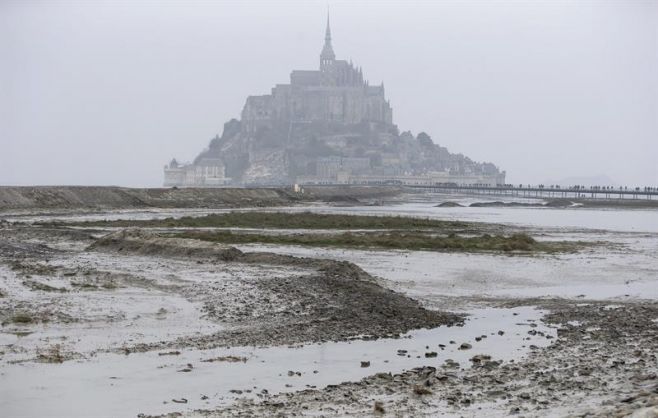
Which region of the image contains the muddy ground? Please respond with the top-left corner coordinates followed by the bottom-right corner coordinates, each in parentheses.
top-left (149, 301), bottom-right (658, 418)
top-left (0, 224), bottom-right (460, 358)
top-left (1, 209), bottom-right (657, 417)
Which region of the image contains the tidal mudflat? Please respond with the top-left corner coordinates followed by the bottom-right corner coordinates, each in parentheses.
top-left (1, 195), bottom-right (657, 417)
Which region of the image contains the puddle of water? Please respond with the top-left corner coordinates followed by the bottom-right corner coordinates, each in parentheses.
top-left (0, 306), bottom-right (552, 417)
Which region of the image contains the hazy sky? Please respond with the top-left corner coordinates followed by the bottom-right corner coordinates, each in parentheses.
top-left (1, 0), bottom-right (657, 187)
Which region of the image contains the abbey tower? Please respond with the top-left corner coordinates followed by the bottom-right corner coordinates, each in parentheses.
top-left (241, 14), bottom-right (393, 133)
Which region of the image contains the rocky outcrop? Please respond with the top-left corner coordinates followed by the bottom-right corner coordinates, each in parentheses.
top-left (195, 118), bottom-right (504, 185)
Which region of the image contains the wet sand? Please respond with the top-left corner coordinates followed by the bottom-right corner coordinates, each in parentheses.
top-left (1, 198), bottom-right (657, 417)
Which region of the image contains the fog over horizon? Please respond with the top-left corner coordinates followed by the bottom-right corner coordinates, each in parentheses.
top-left (2, 0), bottom-right (657, 187)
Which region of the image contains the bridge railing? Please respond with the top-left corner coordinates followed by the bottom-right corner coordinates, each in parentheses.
top-left (407, 184), bottom-right (658, 199)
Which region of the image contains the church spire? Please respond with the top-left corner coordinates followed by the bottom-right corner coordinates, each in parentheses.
top-left (320, 10), bottom-right (335, 68)
top-left (325, 12), bottom-right (332, 42)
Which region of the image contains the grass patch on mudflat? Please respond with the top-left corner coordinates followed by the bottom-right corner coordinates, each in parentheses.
top-left (10, 313), bottom-right (33, 324)
top-left (61, 211), bottom-right (479, 231)
top-left (177, 230), bottom-right (582, 254)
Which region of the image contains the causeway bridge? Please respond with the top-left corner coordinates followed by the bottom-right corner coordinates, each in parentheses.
top-left (405, 184), bottom-right (658, 200)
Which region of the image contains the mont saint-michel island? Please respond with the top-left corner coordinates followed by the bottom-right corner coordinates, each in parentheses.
top-left (164, 17), bottom-right (505, 187)
top-left (2, 3), bottom-right (658, 418)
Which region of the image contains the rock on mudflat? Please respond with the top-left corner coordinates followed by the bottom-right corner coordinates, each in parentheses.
top-left (470, 354), bottom-right (492, 363)
top-left (373, 400), bottom-right (386, 414)
top-left (413, 385), bottom-right (432, 395)
top-left (435, 202), bottom-right (463, 208)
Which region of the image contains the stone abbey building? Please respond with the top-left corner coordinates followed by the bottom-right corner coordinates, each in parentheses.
top-left (242, 16), bottom-right (392, 131)
top-left (165, 15), bottom-right (505, 187)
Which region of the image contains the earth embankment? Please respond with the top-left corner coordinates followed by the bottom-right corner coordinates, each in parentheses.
top-left (0, 185), bottom-right (404, 211)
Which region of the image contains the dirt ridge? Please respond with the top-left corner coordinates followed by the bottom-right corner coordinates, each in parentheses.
top-left (0, 186), bottom-right (403, 210)
top-left (88, 229), bottom-right (463, 350)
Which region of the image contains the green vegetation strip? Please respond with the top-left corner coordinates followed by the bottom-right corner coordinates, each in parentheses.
top-left (60, 211), bottom-right (478, 231)
top-left (10, 313), bottom-right (33, 324)
top-left (177, 230), bottom-right (581, 253)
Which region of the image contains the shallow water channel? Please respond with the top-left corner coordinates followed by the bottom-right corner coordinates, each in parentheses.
top-left (1, 306), bottom-right (552, 417)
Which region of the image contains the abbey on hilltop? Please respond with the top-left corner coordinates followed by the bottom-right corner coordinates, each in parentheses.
top-left (164, 15), bottom-right (505, 187)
